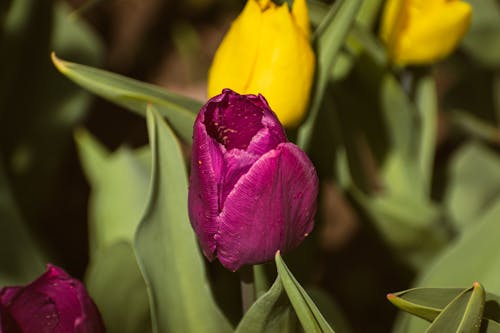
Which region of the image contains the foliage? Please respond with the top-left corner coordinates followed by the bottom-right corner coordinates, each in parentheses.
top-left (1, 0), bottom-right (500, 332)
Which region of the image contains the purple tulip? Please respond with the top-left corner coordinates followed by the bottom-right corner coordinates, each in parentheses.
top-left (0, 264), bottom-right (105, 333)
top-left (188, 89), bottom-right (318, 271)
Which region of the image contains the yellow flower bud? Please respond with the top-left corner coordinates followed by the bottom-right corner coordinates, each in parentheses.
top-left (207, 0), bottom-right (315, 128)
top-left (380, 0), bottom-right (472, 65)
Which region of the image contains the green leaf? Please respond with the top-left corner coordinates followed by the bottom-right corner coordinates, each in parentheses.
top-left (75, 129), bottom-right (150, 253)
top-left (388, 286), bottom-right (500, 324)
top-left (444, 142), bottom-right (500, 231)
top-left (51, 54), bottom-right (199, 144)
top-left (397, 199), bottom-right (500, 332)
top-left (236, 277), bottom-right (300, 333)
top-left (425, 283), bottom-right (484, 333)
top-left (298, 0), bottom-right (363, 150)
top-left (462, 0), bottom-right (500, 67)
top-left (134, 106), bottom-right (232, 333)
top-left (275, 252), bottom-right (335, 333)
top-left (307, 288), bottom-right (353, 333)
top-left (86, 242), bottom-right (151, 333)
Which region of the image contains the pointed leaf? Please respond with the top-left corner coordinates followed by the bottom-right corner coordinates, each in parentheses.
top-left (398, 199), bottom-right (500, 332)
top-left (134, 106), bottom-right (232, 333)
top-left (424, 283), bottom-right (484, 333)
top-left (275, 252), bottom-right (335, 333)
top-left (52, 54), bottom-right (200, 144)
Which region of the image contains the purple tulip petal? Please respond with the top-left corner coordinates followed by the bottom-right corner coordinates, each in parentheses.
top-left (189, 89), bottom-right (318, 270)
top-left (0, 265), bottom-right (105, 333)
top-left (189, 108), bottom-right (224, 259)
top-left (204, 89), bottom-right (264, 150)
top-left (219, 148), bottom-right (259, 210)
top-left (215, 142), bottom-right (318, 271)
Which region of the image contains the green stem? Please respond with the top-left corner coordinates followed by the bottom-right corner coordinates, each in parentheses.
top-left (240, 265), bottom-right (255, 314)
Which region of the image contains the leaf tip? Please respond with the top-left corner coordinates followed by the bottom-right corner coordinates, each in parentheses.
top-left (51, 52), bottom-right (67, 73)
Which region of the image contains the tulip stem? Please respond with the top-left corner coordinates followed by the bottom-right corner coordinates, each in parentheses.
top-left (240, 266), bottom-right (255, 314)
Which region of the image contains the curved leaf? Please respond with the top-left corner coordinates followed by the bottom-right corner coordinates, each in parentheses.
top-left (52, 54), bottom-right (200, 144)
top-left (134, 106), bottom-right (232, 333)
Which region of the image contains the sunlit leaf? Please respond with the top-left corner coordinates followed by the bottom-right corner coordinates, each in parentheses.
top-left (52, 54), bottom-right (199, 144)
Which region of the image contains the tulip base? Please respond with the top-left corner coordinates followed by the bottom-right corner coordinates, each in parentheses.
top-left (240, 265), bottom-right (256, 313)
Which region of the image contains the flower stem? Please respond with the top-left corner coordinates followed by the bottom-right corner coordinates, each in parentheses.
top-left (240, 265), bottom-right (255, 314)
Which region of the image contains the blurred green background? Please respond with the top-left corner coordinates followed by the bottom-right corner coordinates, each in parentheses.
top-left (1, 0), bottom-right (499, 332)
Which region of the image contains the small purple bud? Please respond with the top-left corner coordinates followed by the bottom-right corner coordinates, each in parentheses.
top-left (0, 264), bottom-right (105, 333)
top-left (188, 89), bottom-right (319, 271)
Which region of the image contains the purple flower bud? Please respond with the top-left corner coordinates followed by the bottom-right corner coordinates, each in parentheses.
top-left (0, 264), bottom-right (105, 333)
top-left (188, 89), bottom-right (318, 271)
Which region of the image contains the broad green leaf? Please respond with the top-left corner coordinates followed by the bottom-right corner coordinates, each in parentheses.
top-left (444, 142), bottom-right (500, 230)
top-left (388, 286), bottom-right (500, 324)
top-left (397, 199), bottom-right (500, 332)
top-left (134, 107), bottom-right (232, 333)
top-left (298, 0), bottom-right (362, 150)
top-left (275, 252), bottom-right (335, 333)
top-left (425, 283), bottom-right (484, 333)
top-left (75, 129), bottom-right (150, 253)
top-left (462, 0), bottom-right (500, 67)
top-left (0, 161), bottom-right (44, 285)
top-left (86, 242), bottom-right (151, 333)
top-left (236, 277), bottom-right (300, 333)
top-left (51, 54), bottom-right (200, 144)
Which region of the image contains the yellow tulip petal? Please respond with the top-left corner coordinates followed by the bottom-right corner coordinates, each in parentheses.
top-left (380, 0), bottom-right (406, 47)
top-left (380, 0), bottom-right (472, 65)
top-left (207, 0), bottom-right (315, 127)
top-left (395, 1), bottom-right (472, 65)
top-left (292, 0), bottom-right (311, 39)
top-left (207, 0), bottom-right (262, 98)
top-left (246, 3), bottom-right (315, 126)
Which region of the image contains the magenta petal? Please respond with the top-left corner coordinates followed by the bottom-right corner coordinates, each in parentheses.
top-left (220, 149), bottom-right (259, 210)
top-left (188, 110), bottom-right (224, 260)
top-left (216, 143), bottom-right (319, 271)
top-left (204, 89), bottom-right (264, 150)
top-left (0, 264), bottom-right (104, 333)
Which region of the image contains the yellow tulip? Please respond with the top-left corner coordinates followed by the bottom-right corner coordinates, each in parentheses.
top-left (207, 0), bottom-right (315, 128)
top-left (380, 0), bottom-right (472, 65)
